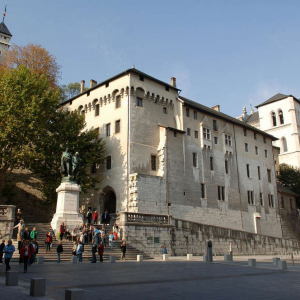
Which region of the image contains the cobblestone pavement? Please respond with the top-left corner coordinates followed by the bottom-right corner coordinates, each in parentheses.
top-left (1, 256), bottom-right (300, 300)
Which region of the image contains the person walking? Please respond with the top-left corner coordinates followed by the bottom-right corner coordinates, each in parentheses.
top-left (109, 232), bottom-right (115, 250)
top-left (93, 226), bottom-right (100, 245)
top-left (91, 239), bottom-right (97, 263)
top-left (101, 230), bottom-right (106, 248)
top-left (29, 240), bottom-right (38, 266)
top-left (3, 240), bottom-right (15, 272)
top-left (18, 237), bottom-right (24, 265)
top-left (30, 227), bottom-right (38, 240)
top-left (17, 232), bottom-right (23, 254)
top-left (93, 210), bottom-right (99, 225)
top-left (23, 227), bottom-right (30, 240)
top-left (59, 222), bottom-right (65, 241)
top-left (57, 241), bottom-right (63, 263)
top-left (14, 219), bottom-right (25, 238)
top-left (113, 222), bottom-right (118, 240)
top-left (87, 209), bottom-right (92, 226)
top-left (0, 239), bottom-right (5, 264)
top-left (20, 240), bottom-right (34, 273)
top-left (98, 241), bottom-right (104, 263)
top-left (76, 241), bottom-right (83, 262)
top-left (46, 232), bottom-right (53, 253)
top-left (120, 241), bottom-right (126, 261)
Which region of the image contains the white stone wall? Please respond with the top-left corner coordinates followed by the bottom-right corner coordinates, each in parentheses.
top-left (0, 205), bottom-right (15, 240)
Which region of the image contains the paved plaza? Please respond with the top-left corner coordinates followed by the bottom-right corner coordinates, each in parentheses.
top-left (1, 256), bottom-right (300, 299)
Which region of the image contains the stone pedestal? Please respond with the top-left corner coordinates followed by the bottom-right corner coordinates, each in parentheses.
top-left (37, 256), bottom-right (44, 264)
top-left (65, 288), bottom-right (85, 300)
top-left (30, 278), bottom-right (46, 297)
top-left (248, 259), bottom-right (256, 267)
top-left (110, 255), bottom-right (116, 263)
top-left (187, 254), bottom-right (193, 261)
top-left (51, 182), bottom-right (83, 236)
top-left (137, 255), bottom-right (143, 262)
top-left (273, 257), bottom-right (280, 265)
top-left (5, 272), bottom-right (18, 286)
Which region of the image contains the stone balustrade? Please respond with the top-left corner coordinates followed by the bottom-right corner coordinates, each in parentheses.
top-left (125, 212), bottom-right (169, 224)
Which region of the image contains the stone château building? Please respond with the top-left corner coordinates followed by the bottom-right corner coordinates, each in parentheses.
top-left (0, 21), bottom-right (12, 61)
top-left (61, 68), bottom-right (283, 238)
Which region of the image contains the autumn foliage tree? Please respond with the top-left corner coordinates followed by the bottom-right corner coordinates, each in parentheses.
top-left (0, 43), bottom-right (61, 89)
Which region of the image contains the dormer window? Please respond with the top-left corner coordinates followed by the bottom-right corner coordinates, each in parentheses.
top-left (203, 128), bottom-right (211, 140)
top-left (225, 134), bottom-right (232, 146)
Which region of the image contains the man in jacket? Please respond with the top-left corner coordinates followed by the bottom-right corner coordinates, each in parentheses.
top-left (23, 228), bottom-right (31, 240)
top-left (87, 210), bottom-right (92, 226)
top-left (3, 240), bottom-right (15, 272)
top-left (101, 210), bottom-right (110, 225)
top-left (0, 239), bottom-right (5, 264)
top-left (91, 239), bottom-right (98, 263)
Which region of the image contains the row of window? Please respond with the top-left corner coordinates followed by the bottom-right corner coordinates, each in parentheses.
top-left (244, 143), bottom-right (268, 157)
top-left (106, 120), bottom-right (121, 136)
top-left (247, 164), bottom-right (272, 182)
top-left (271, 110), bottom-right (284, 127)
top-left (280, 197), bottom-right (294, 210)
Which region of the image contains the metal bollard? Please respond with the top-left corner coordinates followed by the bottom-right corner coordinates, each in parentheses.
top-left (30, 278), bottom-right (46, 297)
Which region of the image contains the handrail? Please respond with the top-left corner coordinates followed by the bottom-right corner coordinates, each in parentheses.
top-left (125, 231), bottom-right (147, 248)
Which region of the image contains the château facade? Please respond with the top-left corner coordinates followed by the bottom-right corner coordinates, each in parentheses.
top-left (61, 68), bottom-right (282, 238)
top-left (0, 21), bottom-right (12, 61)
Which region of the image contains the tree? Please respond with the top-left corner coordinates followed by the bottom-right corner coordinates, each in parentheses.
top-left (277, 164), bottom-right (300, 196)
top-left (0, 44), bottom-right (61, 89)
top-left (0, 66), bottom-right (106, 204)
top-left (60, 82), bottom-right (86, 102)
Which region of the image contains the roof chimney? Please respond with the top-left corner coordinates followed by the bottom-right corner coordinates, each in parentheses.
top-left (170, 77), bottom-right (176, 88)
top-left (211, 105), bottom-right (220, 112)
top-left (80, 80), bottom-right (85, 93)
top-left (90, 79), bottom-right (97, 88)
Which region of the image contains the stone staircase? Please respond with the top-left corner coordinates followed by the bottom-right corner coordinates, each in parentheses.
top-left (281, 215), bottom-right (300, 240)
top-left (11, 222), bottom-right (153, 262)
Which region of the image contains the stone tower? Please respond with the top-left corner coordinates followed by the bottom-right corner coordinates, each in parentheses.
top-left (0, 21), bottom-right (12, 61)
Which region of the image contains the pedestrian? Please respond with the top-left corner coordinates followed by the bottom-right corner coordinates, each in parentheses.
top-left (18, 238), bottom-right (24, 265)
top-left (72, 242), bottom-right (77, 256)
top-left (72, 229), bottom-right (77, 242)
top-left (46, 232), bottom-right (53, 253)
top-left (3, 240), bottom-right (15, 272)
top-left (113, 222), bottom-right (118, 240)
top-left (57, 241), bottom-right (63, 263)
top-left (93, 210), bottom-right (98, 225)
top-left (17, 232), bottom-right (23, 254)
top-left (109, 232), bottom-right (115, 250)
top-left (14, 219), bottom-right (25, 238)
top-left (91, 239), bottom-right (97, 263)
top-left (65, 229), bottom-right (72, 241)
top-left (60, 222), bottom-right (65, 240)
top-left (101, 210), bottom-right (110, 225)
top-left (89, 225), bottom-right (93, 243)
top-left (16, 208), bottom-right (22, 224)
top-left (93, 226), bottom-right (100, 245)
top-left (23, 227), bottom-right (30, 240)
top-left (101, 230), bottom-right (106, 248)
top-left (20, 240), bottom-right (34, 273)
top-left (29, 239), bottom-right (38, 266)
top-left (79, 232), bottom-right (85, 245)
top-left (120, 241), bottom-right (126, 261)
top-left (0, 239), bottom-right (5, 264)
top-left (77, 241), bottom-right (83, 262)
top-left (98, 241), bottom-right (104, 263)
top-left (83, 228), bottom-right (88, 244)
top-left (161, 245), bottom-right (168, 260)
top-left (30, 227), bottom-right (38, 240)
top-left (87, 209), bottom-right (92, 226)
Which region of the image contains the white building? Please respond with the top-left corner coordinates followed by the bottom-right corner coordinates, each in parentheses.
top-left (61, 68), bottom-right (282, 238)
top-left (0, 21), bottom-right (12, 61)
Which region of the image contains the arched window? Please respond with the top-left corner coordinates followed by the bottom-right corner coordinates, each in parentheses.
top-left (278, 110), bottom-right (284, 125)
top-left (271, 112), bottom-right (277, 126)
top-left (282, 137), bottom-right (288, 152)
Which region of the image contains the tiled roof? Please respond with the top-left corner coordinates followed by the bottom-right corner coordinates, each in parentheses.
top-left (0, 22), bottom-right (12, 37)
top-left (245, 111), bottom-right (259, 124)
top-left (255, 93), bottom-right (299, 108)
top-left (277, 182), bottom-right (298, 196)
top-left (180, 96), bottom-right (277, 140)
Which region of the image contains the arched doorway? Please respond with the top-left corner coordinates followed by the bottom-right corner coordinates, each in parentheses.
top-left (99, 186), bottom-right (116, 214)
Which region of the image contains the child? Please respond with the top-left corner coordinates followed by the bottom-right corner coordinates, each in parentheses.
top-left (57, 241), bottom-right (63, 263)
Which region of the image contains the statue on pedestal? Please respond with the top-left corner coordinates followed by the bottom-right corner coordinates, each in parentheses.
top-left (60, 149), bottom-right (81, 183)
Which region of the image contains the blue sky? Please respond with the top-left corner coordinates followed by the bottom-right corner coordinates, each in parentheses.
top-left (3, 0), bottom-right (300, 117)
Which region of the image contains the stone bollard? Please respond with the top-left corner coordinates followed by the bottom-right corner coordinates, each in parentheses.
top-left (203, 255), bottom-right (207, 262)
top-left (110, 256), bottom-right (116, 263)
top-left (71, 256), bottom-right (77, 264)
top-left (5, 271), bottom-right (18, 286)
top-left (187, 254), bottom-right (193, 261)
top-left (30, 278), bottom-right (46, 297)
top-left (278, 260), bottom-right (287, 270)
top-left (273, 257), bottom-right (280, 266)
top-left (137, 255), bottom-right (143, 262)
top-left (224, 254), bottom-right (232, 262)
top-left (162, 254), bottom-right (169, 261)
top-left (37, 256), bottom-right (44, 264)
top-left (65, 288), bottom-right (85, 300)
top-left (248, 259), bottom-right (256, 267)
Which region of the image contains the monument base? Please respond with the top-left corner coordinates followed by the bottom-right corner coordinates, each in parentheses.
top-left (51, 182), bottom-right (83, 236)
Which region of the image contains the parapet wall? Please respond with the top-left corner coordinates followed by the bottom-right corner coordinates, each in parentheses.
top-left (118, 212), bottom-right (300, 257)
top-left (0, 205), bottom-right (15, 240)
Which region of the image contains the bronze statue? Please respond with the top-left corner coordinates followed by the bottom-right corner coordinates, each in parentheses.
top-left (72, 152), bottom-right (82, 179)
top-left (60, 149), bottom-right (81, 183)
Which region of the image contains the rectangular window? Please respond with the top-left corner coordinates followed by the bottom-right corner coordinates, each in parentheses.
top-left (106, 156), bottom-right (111, 170)
top-left (263, 137), bottom-right (266, 143)
top-left (245, 143), bottom-right (249, 152)
top-left (186, 107), bottom-right (190, 117)
top-left (195, 131), bottom-right (199, 139)
top-left (255, 146), bottom-right (258, 155)
top-left (193, 153), bottom-right (197, 167)
top-left (267, 169), bottom-right (271, 183)
top-left (258, 166), bottom-right (261, 180)
top-left (225, 160), bottom-right (228, 174)
top-left (116, 95), bottom-right (121, 108)
top-left (214, 136), bottom-right (218, 144)
top-left (105, 81), bottom-right (109, 88)
top-left (151, 155), bottom-right (157, 171)
top-left (165, 86), bottom-right (169, 91)
top-left (246, 164), bottom-right (250, 178)
top-left (247, 191), bottom-right (254, 205)
top-left (203, 128), bottom-right (211, 140)
top-left (140, 75), bottom-right (144, 81)
top-left (136, 97), bottom-right (143, 107)
top-left (254, 132), bottom-right (257, 140)
top-left (210, 157), bottom-right (213, 171)
top-left (218, 186), bottom-right (225, 201)
top-left (115, 120), bottom-right (121, 134)
top-left (95, 104), bottom-right (100, 116)
top-left (260, 193), bottom-right (264, 206)
top-left (194, 111), bottom-right (197, 120)
top-left (244, 128), bottom-right (247, 136)
top-left (268, 194), bottom-right (274, 207)
top-left (281, 196), bottom-right (284, 209)
top-left (201, 183), bottom-right (206, 198)
top-left (163, 107), bottom-right (167, 114)
top-left (225, 134), bottom-right (232, 146)
top-left (187, 128), bottom-right (191, 136)
top-left (265, 150), bottom-right (268, 158)
top-left (213, 120), bottom-right (218, 131)
top-left (106, 123), bottom-right (111, 137)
